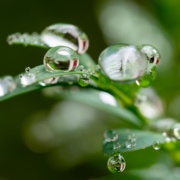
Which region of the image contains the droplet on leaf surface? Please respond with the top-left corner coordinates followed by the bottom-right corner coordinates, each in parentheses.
top-left (98, 44), bottom-right (148, 82)
top-left (41, 23), bottom-right (89, 54)
top-left (43, 46), bottom-right (79, 72)
top-left (153, 141), bottom-right (161, 150)
top-left (104, 129), bottom-right (118, 142)
top-left (137, 44), bottom-right (161, 65)
top-left (78, 74), bottom-right (90, 87)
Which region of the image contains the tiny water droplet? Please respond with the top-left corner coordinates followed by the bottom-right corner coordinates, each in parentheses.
top-left (153, 141), bottom-right (161, 150)
top-left (78, 74), bottom-right (90, 87)
top-left (107, 153), bottom-right (126, 173)
top-left (104, 129), bottom-right (118, 142)
top-left (98, 44), bottom-right (148, 82)
top-left (126, 139), bottom-right (136, 148)
top-left (25, 67), bottom-right (31, 73)
top-left (137, 44), bottom-right (161, 65)
top-left (41, 23), bottom-right (89, 54)
top-left (128, 133), bottom-right (136, 141)
top-left (94, 64), bottom-right (101, 77)
top-left (44, 46), bottom-right (79, 72)
top-left (113, 142), bottom-right (121, 150)
top-left (19, 74), bottom-right (23, 79)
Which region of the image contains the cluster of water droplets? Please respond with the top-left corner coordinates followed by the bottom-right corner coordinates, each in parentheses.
top-left (98, 44), bottom-right (160, 84)
top-left (7, 32), bottom-right (47, 47)
top-left (0, 76), bottom-right (16, 96)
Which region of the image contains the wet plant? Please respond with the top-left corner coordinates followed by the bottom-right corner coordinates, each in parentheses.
top-left (2, 23), bottom-right (180, 178)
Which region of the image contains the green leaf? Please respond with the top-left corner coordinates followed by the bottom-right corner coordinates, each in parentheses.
top-left (103, 129), bottom-right (165, 156)
top-left (0, 65), bottom-right (89, 102)
top-left (7, 33), bottom-right (49, 49)
top-left (58, 90), bottom-right (143, 127)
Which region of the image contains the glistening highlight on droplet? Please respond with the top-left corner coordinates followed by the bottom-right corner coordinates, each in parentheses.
top-left (43, 46), bottom-right (79, 72)
top-left (41, 23), bottom-right (89, 54)
top-left (98, 44), bottom-right (148, 82)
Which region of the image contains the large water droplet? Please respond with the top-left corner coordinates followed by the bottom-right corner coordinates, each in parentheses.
top-left (0, 76), bottom-right (16, 96)
top-left (153, 141), bottom-right (161, 150)
top-left (137, 44), bottom-right (161, 65)
top-left (104, 129), bottom-right (118, 142)
top-left (98, 44), bottom-right (148, 82)
top-left (41, 23), bottom-right (89, 54)
top-left (78, 74), bottom-right (90, 87)
top-left (44, 46), bottom-right (79, 72)
top-left (107, 153), bottom-right (126, 173)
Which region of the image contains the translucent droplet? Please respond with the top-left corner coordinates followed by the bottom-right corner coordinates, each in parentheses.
top-left (107, 153), bottom-right (126, 173)
top-left (126, 139), bottom-right (136, 148)
top-left (41, 23), bottom-right (89, 54)
top-left (41, 77), bottom-right (59, 85)
top-left (104, 129), bottom-right (118, 142)
top-left (98, 44), bottom-right (148, 82)
top-left (128, 133), bottom-right (136, 141)
top-left (153, 141), bottom-right (161, 150)
top-left (113, 142), bottom-right (121, 150)
top-left (0, 76), bottom-right (16, 96)
top-left (44, 46), bottom-right (79, 72)
top-left (94, 64), bottom-right (101, 77)
top-left (136, 70), bottom-right (154, 88)
top-left (137, 44), bottom-right (161, 65)
top-left (25, 67), bottom-right (31, 73)
top-left (20, 73), bottom-right (36, 87)
top-left (165, 123), bottom-right (180, 141)
top-left (78, 74), bottom-right (90, 87)
top-left (19, 74), bottom-right (23, 79)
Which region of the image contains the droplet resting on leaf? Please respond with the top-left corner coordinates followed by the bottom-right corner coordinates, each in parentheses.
top-left (98, 44), bottom-right (148, 82)
top-left (41, 23), bottom-right (89, 54)
top-left (137, 44), bottom-right (161, 65)
top-left (43, 46), bottom-right (79, 72)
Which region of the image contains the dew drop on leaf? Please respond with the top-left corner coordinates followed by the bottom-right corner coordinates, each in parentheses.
top-left (113, 142), bottom-right (121, 150)
top-left (153, 141), bottom-right (161, 150)
top-left (78, 74), bottom-right (90, 87)
top-left (137, 44), bottom-right (161, 65)
top-left (44, 46), bottom-right (79, 72)
top-left (126, 139), bottom-right (136, 148)
top-left (104, 129), bottom-right (118, 142)
top-left (107, 153), bottom-right (126, 173)
top-left (0, 76), bottom-right (16, 96)
top-left (25, 67), bottom-right (31, 73)
top-left (20, 73), bottom-right (36, 87)
top-left (98, 44), bottom-right (148, 82)
top-left (41, 23), bottom-right (89, 54)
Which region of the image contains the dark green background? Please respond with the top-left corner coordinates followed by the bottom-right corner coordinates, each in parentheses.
top-left (0, 0), bottom-right (180, 179)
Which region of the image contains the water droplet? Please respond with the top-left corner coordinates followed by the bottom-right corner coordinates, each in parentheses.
top-left (78, 74), bottom-right (90, 87)
top-left (25, 67), bottom-right (31, 73)
top-left (94, 64), bottom-right (101, 77)
top-left (41, 23), bottom-right (89, 54)
top-left (98, 44), bottom-right (148, 82)
top-left (128, 133), bottom-right (136, 141)
top-left (19, 74), bottom-right (23, 79)
top-left (20, 73), bottom-right (36, 87)
top-left (136, 70), bottom-right (154, 88)
top-left (165, 123), bottom-right (180, 141)
top-left (0, 76), bottom-right (16, 96)
top-left (107, 153), bottom-right (126, 173)
top-left (113, 142), bottom-right (121, 149)
top-left (126, 139), bottom-right (136, 148)
top-left (153, 141), bottom-right (161, 150)
top-left (137, 44), bottom-right (161, 65)
top-left (104, 129), bottom-right (118, 142)
top-left (44, 46), bottom-right (79, 72)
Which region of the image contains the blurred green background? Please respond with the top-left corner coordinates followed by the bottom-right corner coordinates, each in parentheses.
top-left (1, 0), bottom-right (180, 179)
